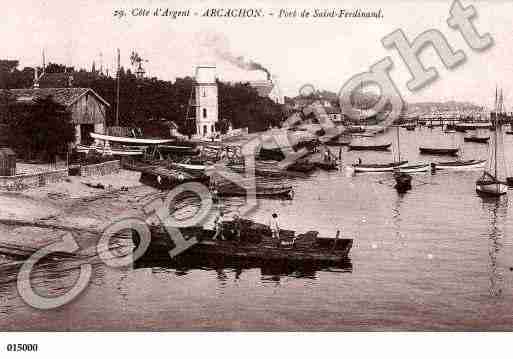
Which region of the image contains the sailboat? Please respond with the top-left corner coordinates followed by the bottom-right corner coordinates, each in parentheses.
top-left (392, 134), bottom-right (412, 191)
top-left (476, 88), bottom-right (508, 196)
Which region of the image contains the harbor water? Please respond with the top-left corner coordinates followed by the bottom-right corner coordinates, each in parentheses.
top-left (2, 126), bottom-right (513, 330)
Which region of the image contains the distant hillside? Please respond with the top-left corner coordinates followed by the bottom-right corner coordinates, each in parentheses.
top-left (406, 101), bottom-right (483, 113)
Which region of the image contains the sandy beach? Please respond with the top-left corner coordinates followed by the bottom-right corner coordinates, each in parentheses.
top-left (0, 170), bottom-right (158, 257)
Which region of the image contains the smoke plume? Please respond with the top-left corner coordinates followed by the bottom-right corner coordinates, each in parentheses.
top-left (197, 32), bottom-right (271, 80)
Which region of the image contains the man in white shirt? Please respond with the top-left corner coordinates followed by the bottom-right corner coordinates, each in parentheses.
top-left (269, 213), bottom-right (280, 247)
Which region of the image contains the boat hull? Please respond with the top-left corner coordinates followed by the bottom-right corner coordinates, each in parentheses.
top-left (76, 144), bottom-right (145, 156)
top-left (476, 183), bottom-right (508, 196)
top-left (464, 137), bottom-right (489, 143)
top-left (218, 186), bottom-right (294, 199)
top-left (434, 159), bottom-right (486, 170)
top-left (396, 163), bottom-right (430, 173)
top-left (419, 147), bottom-right (459, 156)
top-left (349, 143), bottom-right (391, 151)
top-left (146, 224), bottom-right (353, 266)
top-left (394, 172), bottom-right (412, 192)
top-left (353, 161), bottom-right (408, 173)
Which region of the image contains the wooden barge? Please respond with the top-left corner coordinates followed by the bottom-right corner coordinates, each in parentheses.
top-left (143, 220), bottom-right (353, 266)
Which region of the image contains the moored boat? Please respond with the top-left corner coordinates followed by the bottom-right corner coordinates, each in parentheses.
top-left (352, 160), bottom-right (408, 172)
top-left (419, 147), bottom-right (459, 156)
top-left (395, 163), bottom-right (430, 173)
top-left (217, 185), bottom-right (294, 199)
top-left (464, 136), bottom-right (489, 143)
top-left (146, 220), bottom-right (353, 265)
top-left (393, 171), bottom-right (412, 192)
top-left (433, 159), bottom-right (486, 170)
top-left (348, 142), bottom-right (392, 151)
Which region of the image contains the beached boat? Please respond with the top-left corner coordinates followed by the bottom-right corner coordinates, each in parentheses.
top-left (146, 220), bottom-right (353, 265)
top-left (159, 144), bottom-right (199, 156)
top-left (348, 142), bottom-right (392, 151)
top-left (90, 132), bottom-right (174, 145)
top-left (433, 159), bottom-right (486, 170)
top-left (352, 160), bottom-right (408, 172)
top-left (419, 147), bottom-right (459, 156)
top-left (76, 143), bottom-right (145, 156)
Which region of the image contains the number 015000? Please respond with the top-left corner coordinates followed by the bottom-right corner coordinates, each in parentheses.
top-left (6, 344), bottom-right (38, 352)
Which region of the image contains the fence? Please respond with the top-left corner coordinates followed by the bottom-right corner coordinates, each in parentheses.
top-left (79, 160), bottom-right (120, 177)
top-left (0, 168), bottom-right (69, 191)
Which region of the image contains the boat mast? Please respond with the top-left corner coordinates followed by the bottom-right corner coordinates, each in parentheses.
top-left (115, 48), bottom-right (120, 127)
top-left (396, 125), bottom-right (400, 163)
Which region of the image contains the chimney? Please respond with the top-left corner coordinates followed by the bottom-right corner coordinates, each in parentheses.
top-left (33, 67), bottom-right (39, 88)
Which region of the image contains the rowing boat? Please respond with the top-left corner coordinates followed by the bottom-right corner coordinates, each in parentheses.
top-left (352, 160), bottom-right (408, 172)
top-left (464, 136), bottom-right (489, 143)
top-left (395, 163), bottom-right (430, 173)
top-left (419, 147), bottom-right (459, 156)
top-left (433, 159), bottom-right (486, 170)
top-left (217, 185), bottom-right (294, 199)
top-left (348, 142), bottom-right (392, 151)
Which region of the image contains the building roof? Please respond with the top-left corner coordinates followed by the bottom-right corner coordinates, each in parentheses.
top-left (0, 88), bottom-right (110, 108)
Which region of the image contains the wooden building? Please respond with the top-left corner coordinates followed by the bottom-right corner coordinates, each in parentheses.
top-left (0, 87), bottom-right (109, 145)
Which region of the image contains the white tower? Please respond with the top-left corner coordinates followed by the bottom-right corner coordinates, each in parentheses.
top-left (195, 65), bottom-right (218, 138)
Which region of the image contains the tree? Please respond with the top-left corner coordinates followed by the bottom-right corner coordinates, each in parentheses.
top-left (7, 96), bottom-right (75, 161)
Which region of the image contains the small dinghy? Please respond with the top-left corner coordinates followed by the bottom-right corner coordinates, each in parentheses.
top-left (433, 159), bottom-right (486, 170)
top-left (464, 136), bottom-right (489, 143)
top-left (394, 171), bottom-right (412, 192)
top-left (419, 147), bottom-right (459, 156)
top-left (348, 142), bottom-right (392, 151)
top-left (352, 160), bottom-right (408, 173)
top-left (395, 163), bottom-right (430, 173)
top-left (217, 185), bottom-right (294, 199)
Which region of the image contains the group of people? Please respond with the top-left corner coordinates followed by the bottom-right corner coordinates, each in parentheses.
top-left (212, 211), bottom-right (281, 247)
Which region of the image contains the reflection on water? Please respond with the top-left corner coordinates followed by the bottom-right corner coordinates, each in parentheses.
top-left (480, 196), bottom-right (508, 298)
top-left (134, 257), bottom-right (353, 285)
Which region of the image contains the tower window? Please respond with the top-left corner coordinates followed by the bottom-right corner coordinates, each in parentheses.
top-left (203, 108), bottom-right (207, 118)
top-left (202, 89), bottom-right (206, 97)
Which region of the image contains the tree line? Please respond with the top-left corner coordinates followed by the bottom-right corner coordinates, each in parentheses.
top-left (0, 59), bottom-right (286, 136)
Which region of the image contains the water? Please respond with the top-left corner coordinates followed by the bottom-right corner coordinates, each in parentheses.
top-left (2, 126), bottom-right (513, 330)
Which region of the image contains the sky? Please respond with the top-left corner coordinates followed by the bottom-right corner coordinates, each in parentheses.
top-left (2, 0), bottom-right (513, 109)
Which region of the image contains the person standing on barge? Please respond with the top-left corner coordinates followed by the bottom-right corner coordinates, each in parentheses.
top-left (269, 213), bottom-right (280, 247)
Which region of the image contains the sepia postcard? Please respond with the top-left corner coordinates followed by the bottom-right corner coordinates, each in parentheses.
top-left (1, 0), bottom-right (513, 356)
